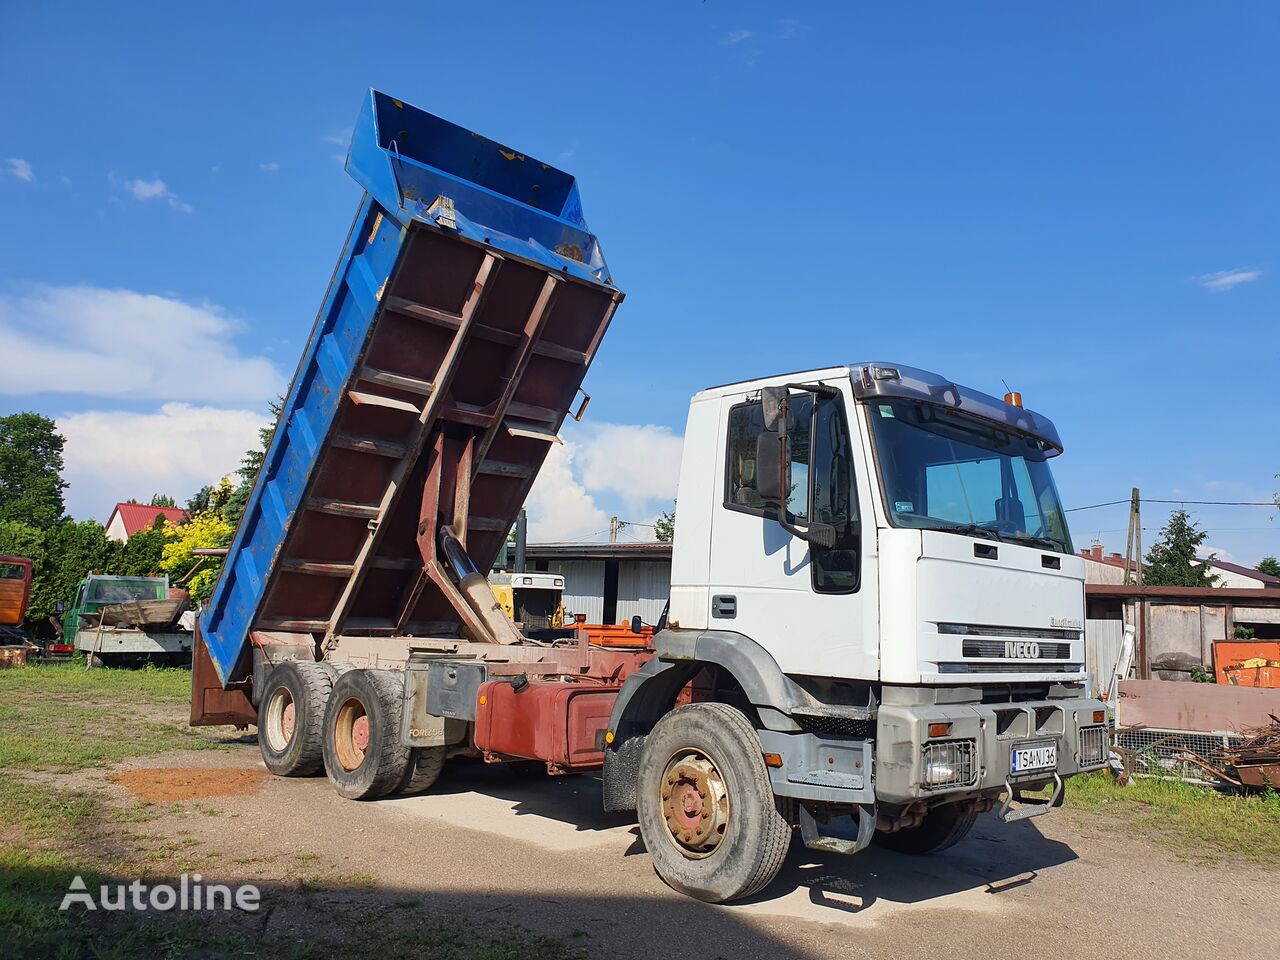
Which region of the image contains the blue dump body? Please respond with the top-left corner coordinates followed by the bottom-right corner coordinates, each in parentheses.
top-left (199, 91), bottom-right (622, 687)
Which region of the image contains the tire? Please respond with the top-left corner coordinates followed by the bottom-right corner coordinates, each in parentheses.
top-left (873, 803), bottom-right (977, 855)
top-left (258, 660), bottom-right (332, 777)
top-left (322, 669), bottom-right (413, 800)
top-left (396, 746), bottom-right (447, 795)
top-left (636, 702), bottom-right (791, 903)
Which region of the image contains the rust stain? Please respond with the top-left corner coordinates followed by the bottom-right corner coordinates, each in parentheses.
top-left (114, 768), bottom-right (268, 803)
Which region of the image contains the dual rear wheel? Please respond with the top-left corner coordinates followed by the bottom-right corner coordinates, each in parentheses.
top-left (257, 663), bottom-right (445, 799)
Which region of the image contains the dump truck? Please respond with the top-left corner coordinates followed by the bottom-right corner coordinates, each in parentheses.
top-left (64, 573), bottom-right (193, 667)
top-left (0, 556), bottom-right (34, 663)
top-left (193, 90), bottom-right (1107, 904)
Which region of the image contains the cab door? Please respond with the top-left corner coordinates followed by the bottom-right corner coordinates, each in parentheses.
top-left (707, 381), bottom-right (879, 680)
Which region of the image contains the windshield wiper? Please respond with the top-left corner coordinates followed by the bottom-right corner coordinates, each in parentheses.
top-left (943, 523), bottom-right (1003, 543)
top-left (1005, 532), bottom-right (1064, 552)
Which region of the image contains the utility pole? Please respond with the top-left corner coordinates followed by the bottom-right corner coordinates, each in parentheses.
top-left (609, 516), bottom-right (619, 544)
top-left (1123, 487), bottom-right (1143, 586)
top-left (513, 509), bottom-right (527, 573)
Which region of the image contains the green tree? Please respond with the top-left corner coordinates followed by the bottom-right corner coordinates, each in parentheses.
top-left (27, 519), bottom-right (116, 623)
top-left (114, 522), bottom-right (168, 577)
top-left (186, 485), bottom-right (213, 516)
top-left (1257, 556), bottom-right (1280, 579)
top-left (0, 413), bottom-right (67, 528)
top-left (1144, 509), bottom-right (1218, 588)
top-left (149, 493), bottom-right (177, 508)
top-left (223, 397), bottom-right (283, 527)
top-left (654, 503), bottom-right (676, 543)
top-left (161, 512), bottom-right (234, 604)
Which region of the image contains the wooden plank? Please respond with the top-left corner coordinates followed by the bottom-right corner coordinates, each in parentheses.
top-left (280, 560), bottom-right (354, 577)
top-left (324, 252), bottom-right (501, 647)
top-left (477, 459), bottom-right (532, 479)
top-left (531, 340), bottom-right (588, 365)
top-left (305, 498), bottom-right (380, 520)
top-left (346, 390), bottom-right (421, 414)
top-left (505, 400), bottom-right (558, 424)
top-left (331, 434), bottom-right (408, 458)
top-left (258, 618), bottom-right (328, 632)
top-left (359, 366), bottom-right (435, 396)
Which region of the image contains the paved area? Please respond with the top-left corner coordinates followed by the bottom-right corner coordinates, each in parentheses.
top-left (105, 741), bottom-right (1280, 959)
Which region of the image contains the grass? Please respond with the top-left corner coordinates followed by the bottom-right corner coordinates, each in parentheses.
top-left (1062, 771), bottom-right (1280, 864)
top-left (0, 661), bottom-right (222, 773)
top-left (0, 662), bottom-right (584, 959)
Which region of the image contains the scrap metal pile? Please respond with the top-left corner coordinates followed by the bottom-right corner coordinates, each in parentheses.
top-left (1225, 718), bottom-right (1280, 790)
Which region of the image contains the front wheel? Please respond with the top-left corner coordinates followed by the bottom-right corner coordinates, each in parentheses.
top-left (636, 703), bottom-right (791, 903)
top-left (873, 803), bottom-right (976, 855)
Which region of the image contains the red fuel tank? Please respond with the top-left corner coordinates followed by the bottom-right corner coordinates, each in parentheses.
top-left (473, 679), bottom-right (621, 770)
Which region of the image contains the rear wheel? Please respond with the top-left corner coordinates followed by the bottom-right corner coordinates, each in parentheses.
top-left (322, 669), bottom-right (412, 800)
top-left (396, 746), bottom-right (447, 795)
top-left (873, 803), bottom-right (977, 855)
top-left (636, 703), bottom-right (791, 903)
top-left (258, 660), bottom-right (332, 777)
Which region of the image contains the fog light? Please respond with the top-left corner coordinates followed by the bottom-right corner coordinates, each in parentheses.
top-left (921, 740), bottom-right (977, 789)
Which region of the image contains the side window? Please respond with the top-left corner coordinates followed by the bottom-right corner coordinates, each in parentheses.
top-left (724, 396), bottom-right (812, 518)
top-left (810, 395), bottom-right (860, 593)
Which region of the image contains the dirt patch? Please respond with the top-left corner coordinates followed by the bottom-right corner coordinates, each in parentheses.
top-left (113, 767), bottom-right (268, 802)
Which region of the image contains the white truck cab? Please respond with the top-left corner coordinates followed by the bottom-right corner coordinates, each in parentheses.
top-left (604, 362), bottom-right (1106, 901)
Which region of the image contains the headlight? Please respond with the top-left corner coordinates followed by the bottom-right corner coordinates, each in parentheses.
top-left (1078, 725), bottom-right (1108, 766)
top-left (921, 740), bottom-right (977, 789)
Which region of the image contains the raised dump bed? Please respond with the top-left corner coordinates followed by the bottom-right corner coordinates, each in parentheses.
top-left (196, 90), bottom-right (622, 700)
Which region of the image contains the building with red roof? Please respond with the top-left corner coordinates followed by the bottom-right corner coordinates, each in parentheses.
top-left (104, 502), bottom-right (187, 542)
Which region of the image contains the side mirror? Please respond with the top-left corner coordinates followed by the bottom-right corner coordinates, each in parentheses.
top-left (630, 615), bottom-right (643, 634)
top-left (755, 429), bottom-right (783, 501)
top-left (760, 386), bottom-right (788, 432)
top-left (55, 601), bottom-right (65, 614)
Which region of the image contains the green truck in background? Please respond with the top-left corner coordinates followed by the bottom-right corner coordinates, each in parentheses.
top-left (61, 574), bottom-right (194, 668)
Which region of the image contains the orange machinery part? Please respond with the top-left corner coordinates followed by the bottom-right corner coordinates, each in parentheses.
top-left (583, 622), bottom-right (654, 649)
top-left (0, 556), bottom-right (34, 628)
top-left (1214, 641), bottom-right (1280, 688)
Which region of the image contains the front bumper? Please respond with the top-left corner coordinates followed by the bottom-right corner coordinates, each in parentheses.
top-left (874, 696), bottom-right (1108, 804)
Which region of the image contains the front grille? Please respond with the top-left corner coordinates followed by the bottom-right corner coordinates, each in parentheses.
top-left (1078, 725), bottom-right (1108, 766)
top-left (794, 713), bottom-right (874, 739)
top-left (939, 622), bottom-right (1080, 641)
top-left (921, 740), bottom-right (978, 789)
top-left (962, 639), bottom-right (1071, 659)
top-left (939, 662), bottom-right (1084, 674)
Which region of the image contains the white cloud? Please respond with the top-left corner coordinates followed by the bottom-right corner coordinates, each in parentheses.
top-left (0, 285), bottom-right (283, 404)
top-left (259, 161), bottom-right (280, 174)
top-left (59, 404), bottom-right (269, 522)
top-left (1196, 268), bottom-right (1261, 292)
top-left (525, 441), bottom-right (611, 542)
top-left (321, 129), bottom-right (352, 146)
top-left (122, 177), bottom-right (192, 213)
top-left (778, 19), bottom-right (807, 39)
top-left (722, 29), bottom-right (752, 45)
top-left (524, 423), bottom-right (682, 542)
top-left (5, 158), bottom-right (34, 182)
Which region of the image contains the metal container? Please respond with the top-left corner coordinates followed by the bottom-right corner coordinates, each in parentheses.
top-left (473, 679), bottom-right (620, 769)
top-left (198, 91), bottom-right (622, 690)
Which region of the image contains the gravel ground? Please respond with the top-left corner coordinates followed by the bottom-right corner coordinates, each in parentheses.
top-left (98, 739), bottom-right (1280, 960)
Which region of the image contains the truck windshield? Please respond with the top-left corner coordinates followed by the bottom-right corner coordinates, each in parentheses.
top-left (87, 578), bottom-right (162, 604)
top-left (866, 398), bottom-right (1072, 553)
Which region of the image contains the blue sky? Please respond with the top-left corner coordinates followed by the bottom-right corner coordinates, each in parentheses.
top-left (1, 3), bottom-right (1276, 562)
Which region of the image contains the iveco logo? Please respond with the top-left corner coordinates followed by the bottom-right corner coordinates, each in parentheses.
top-left (1004, 641), bottom-right (1041, 659)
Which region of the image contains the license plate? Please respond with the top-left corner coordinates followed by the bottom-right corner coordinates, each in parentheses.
top-left (1010, 742), bottom-right (1057, 773)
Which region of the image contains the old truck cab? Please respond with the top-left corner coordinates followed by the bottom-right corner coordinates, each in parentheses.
top-left (658, 362), bottom-right (1105, 825)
